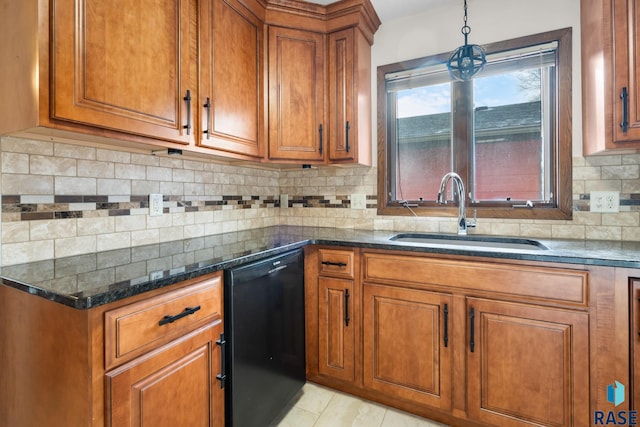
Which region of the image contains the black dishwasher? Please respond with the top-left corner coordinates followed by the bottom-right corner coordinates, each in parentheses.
top-left (224, 249), bottom-right (305, 427)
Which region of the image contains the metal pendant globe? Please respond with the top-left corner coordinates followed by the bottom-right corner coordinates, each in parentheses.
top-left (447, 0), bottom-right (486, 81)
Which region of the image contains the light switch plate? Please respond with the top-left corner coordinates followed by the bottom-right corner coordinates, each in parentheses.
top-left (351, 193), bottom-right (366, 209)
top-left (149, 193), bottom-right (163, 216)
top-left (590, 191), bottom-right (620, 213)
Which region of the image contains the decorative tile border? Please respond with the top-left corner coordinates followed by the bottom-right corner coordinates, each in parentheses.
top-left (1, 194), bottom-right (380, 222)
top-left (1, 195), bottom-right (281, 222)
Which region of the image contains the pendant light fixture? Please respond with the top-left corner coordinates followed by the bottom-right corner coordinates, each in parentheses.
top-left (447, 0), bottom-right (486, 81)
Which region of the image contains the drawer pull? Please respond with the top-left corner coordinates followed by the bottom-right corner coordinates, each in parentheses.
top-left (159, 305), bottom-right (201, 326)
top-left (322, 261), bottom-right (347, 267)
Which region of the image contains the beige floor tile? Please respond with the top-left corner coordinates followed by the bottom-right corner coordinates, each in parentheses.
top-left (314, 393), bottom-right (386, 427)
top-left (381, 408), bottom-right (449, 427)
top-left (292, 383), bottom-right (337, 415)
top-left (270, 405), bottom-right (319, 427)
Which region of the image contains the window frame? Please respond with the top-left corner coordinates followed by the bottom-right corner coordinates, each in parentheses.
top-left (376, 28), bottom-right (573, 220)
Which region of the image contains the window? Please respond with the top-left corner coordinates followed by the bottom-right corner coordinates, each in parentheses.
top-left (377, 28), bottom-right (572, 219)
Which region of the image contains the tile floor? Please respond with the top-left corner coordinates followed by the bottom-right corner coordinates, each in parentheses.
top-left (270, 382), bottom-right (450, 427)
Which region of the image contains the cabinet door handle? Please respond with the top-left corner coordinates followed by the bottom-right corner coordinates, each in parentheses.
top-left (319, 124), bottom-right (324, 154)
top-left (183, 89), bottom-right (192, 135)
top-left (443, 303), bottom-right (449, 348)
top-left (469, 307), bottom-right (475, 353)
top-left (216, 333), bottom-right (227, 389)
top-left (345, 121), bottom-right (351, 153)
top-left (159, 305), bottom-right (201, 326)
top-left (203, 97), bottom-right (211, 139)
top-left (621, 87), bottom-right (629, 133)
top-left (344, 288), bottom-right (350, 327)
top-left (321, 261), bottom-right (347, 267)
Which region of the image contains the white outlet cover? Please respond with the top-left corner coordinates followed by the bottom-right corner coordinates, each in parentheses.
top-left (149, 193), bottom-right (163, 216)
top-left (590, 191), bottom-right (620, 213)
top-left (280, 194), bottom-right (289, 209)
top-left (351, 193), bottom-right (366, 209)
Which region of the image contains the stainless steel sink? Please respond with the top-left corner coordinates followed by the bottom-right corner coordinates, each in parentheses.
top-left (389, 233), bottom-right (548, 251)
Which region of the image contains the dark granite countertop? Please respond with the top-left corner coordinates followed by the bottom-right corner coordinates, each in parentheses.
top-left (2, 225), bottom-right (640, 309)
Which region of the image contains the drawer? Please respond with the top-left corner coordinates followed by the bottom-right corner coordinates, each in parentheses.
top-left (363, 252), bottom-right (588, 308)
top-left (105, 273), bottom-right (222, 370)
top-left (319, 248), bottom-right (355, 278)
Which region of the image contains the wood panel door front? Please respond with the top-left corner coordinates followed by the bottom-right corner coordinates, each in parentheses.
top-left (106, 321), bottom-right (224, 427)
top-left (199, 0), bottom-right (263, 157)
top-left (328, 29), bottom-right (355, 162)
top-left (363, 283), bottom-right (452, 411)
top-left (318, 277), bottom-right (355, 382)
top-left (613, 0), bottom-right (640, 144)
top-left (466, 297), bottom-right (589, 426)
top-left (51, 0), bottom-right (197, 144)
top-left (268, 26), bottom-right (325, 162)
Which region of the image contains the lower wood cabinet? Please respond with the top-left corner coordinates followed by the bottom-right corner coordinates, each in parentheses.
top-left (0, 271), bottom-right (225, 427)
top-left (362, 283), bottom-right (452, 411)
top-left (466, 297), bottom-right (589, 426)
top-left (318, 277), bottom-right (355, 382)
top-left (305, 246), bottom-right (613, 427)
top-left (106, 321), bottom-right (224, 427)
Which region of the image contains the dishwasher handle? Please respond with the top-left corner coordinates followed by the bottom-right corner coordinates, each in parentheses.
top-left (268, 265), bottom-right (288, 275)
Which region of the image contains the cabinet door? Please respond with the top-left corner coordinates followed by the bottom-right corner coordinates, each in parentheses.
top-left (363, 283), bottom-right (452, 411)
top-left (328, 29), bottom-right (355, 162)
top-left (268, 26), bottom-right (325, 162)
top-left (199, 0), bottom-right (263, 157)
top-left (318, 277), bottom-right (355, 382)
top-left (106, 321), bottom-right (225, 427)
top-left (613, 0), bottom-right (640, 143)
top-left (466, 297), bottom-right (589, 426)
top-left (632, 278), bottom-right (640, 410)
top-left (51, 0), bottom-right (197, 145)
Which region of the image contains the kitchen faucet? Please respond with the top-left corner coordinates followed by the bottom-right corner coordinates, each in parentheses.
top-left (437, 172), bottom-right (476, 235)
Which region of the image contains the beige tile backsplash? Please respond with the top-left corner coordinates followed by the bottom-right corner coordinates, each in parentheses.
top-left (2, 135), bottom-right (640, 265)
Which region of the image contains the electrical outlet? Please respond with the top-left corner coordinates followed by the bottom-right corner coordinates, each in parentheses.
top-left (351, 193), bottom-right (366, 210)
top-left (149, 193), bottom-right (163, 216)
top-left (280, 194), bottom-right (289, 209)
top-left (590, 191), bottom-right (620, 213)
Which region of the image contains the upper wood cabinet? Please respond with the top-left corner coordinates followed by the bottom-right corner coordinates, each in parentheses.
top-left (328, 28), bottom-right (372, 165)
top-left (267, 26), bottom-right (326, 163)
top-left (582, 0), bottom-right (640, 154)
top-left (265, 0), bottom-right (380, 165)
top-left (0, 0), bottom-right (379, 164)
top-left (199, 0), bottom-right (265, 158)
top-left (52, 0), bottom-right (198, 145)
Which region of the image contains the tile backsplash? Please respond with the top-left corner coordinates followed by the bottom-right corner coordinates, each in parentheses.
top-left (2, 136), bottom-right (640, 265)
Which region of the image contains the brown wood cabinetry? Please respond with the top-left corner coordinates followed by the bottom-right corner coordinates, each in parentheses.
top-left (582, 0), bottom-right (640, 153)
top-left (0, 272), bottom-right (225, 427)
top-left (466, 297), bottom-right (589, 426)
top-left (306, 247), bottom-right (611, 426)
top-left (328, 28), bottom-right (372, 165)
top-left (306, 247), bottom-right (360, 386)
top-left (362, 283), bottom-right (452, 411)
top-left (50, 0), bottom-right (198, 145)
top-left (632, 278), bottom-right (640, 409)
top-left (0, 0), bottom-right (378, 164)
top-left (267, 26), bottom-right (326, 163)
top-left (199, 0), bottom-right (264, 158)
top-left (106, 322), bottom-right (224, 427)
